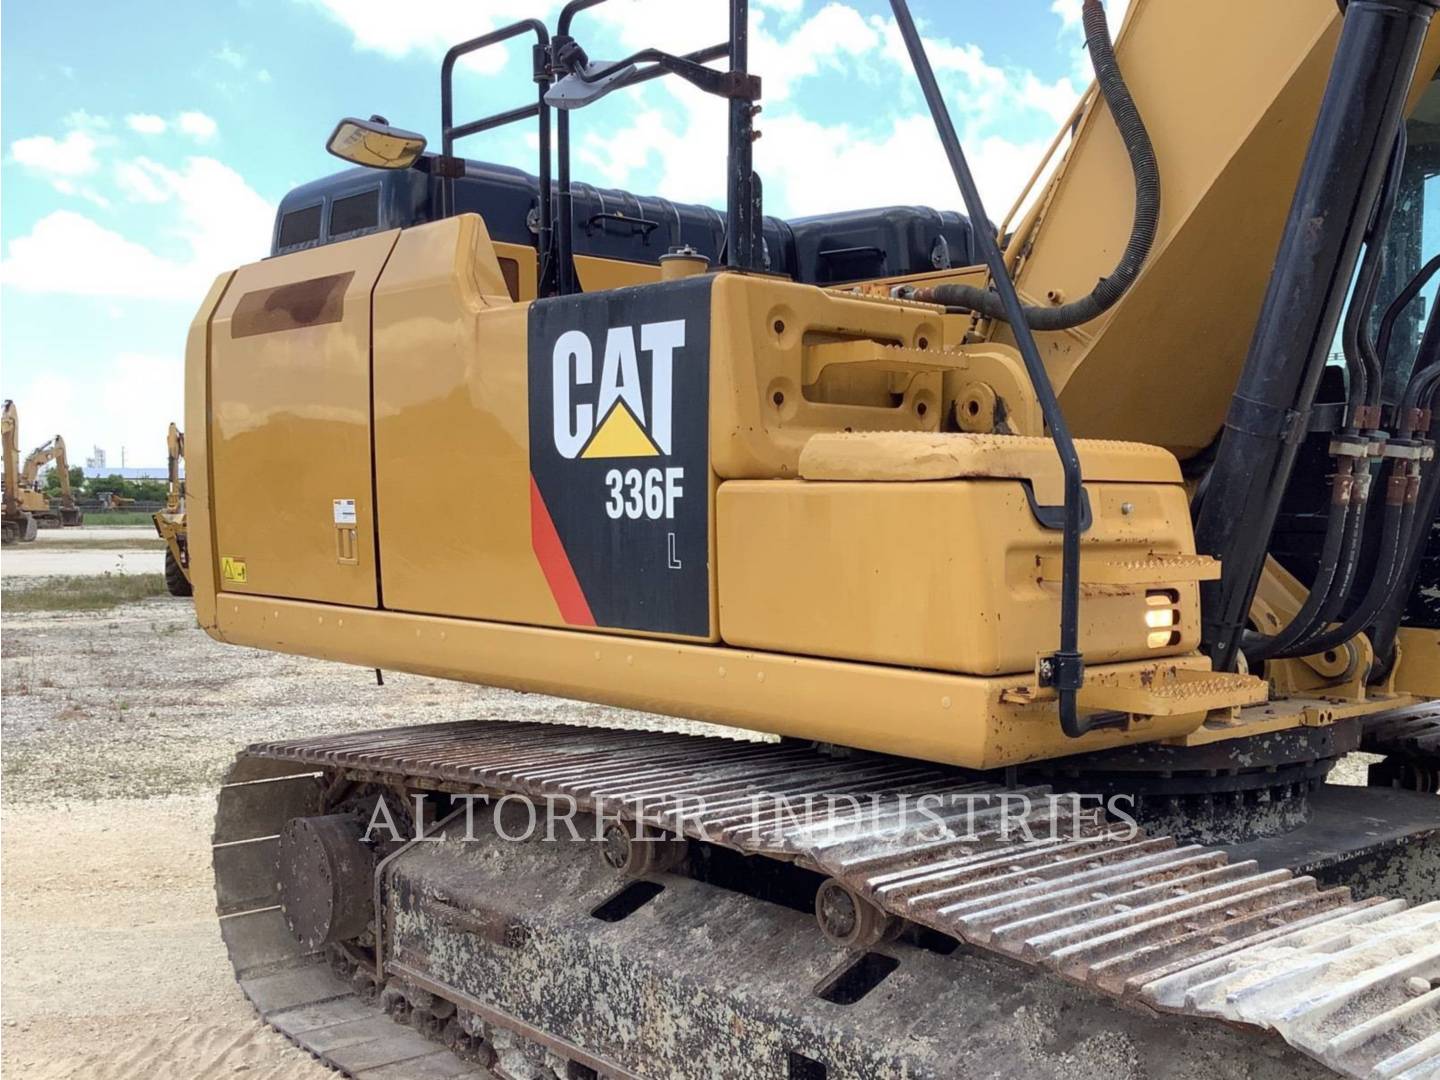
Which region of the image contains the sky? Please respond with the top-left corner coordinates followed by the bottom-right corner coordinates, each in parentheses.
top-left (0, 0), bottom-right (1120, 468)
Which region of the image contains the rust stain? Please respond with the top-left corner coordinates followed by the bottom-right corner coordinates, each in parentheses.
top-left (231, 271), bottom-right (355, 338)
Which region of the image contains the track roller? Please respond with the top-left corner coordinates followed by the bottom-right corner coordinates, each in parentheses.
top-left (815, 877), bottom-right (899, 949)
top-left (599, 819), bottom-right (688, 876)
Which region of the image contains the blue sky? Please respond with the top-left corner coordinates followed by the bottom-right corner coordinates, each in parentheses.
top-left (0, 0), bottom-right (1106, 466)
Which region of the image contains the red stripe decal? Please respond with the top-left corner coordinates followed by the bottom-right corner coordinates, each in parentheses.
top-left (529, 476), bottom-right (596, 626)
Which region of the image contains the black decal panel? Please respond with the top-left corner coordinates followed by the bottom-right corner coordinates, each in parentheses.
top-left (527, 277), bottom-right (712, 638)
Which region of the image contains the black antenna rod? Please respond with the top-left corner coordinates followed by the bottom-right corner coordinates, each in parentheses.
top-left (889, 0), bottom-right (1090, 735)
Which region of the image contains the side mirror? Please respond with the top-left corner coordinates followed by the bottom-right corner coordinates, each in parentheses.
top-left (326, 116), bottom-right (426, 170)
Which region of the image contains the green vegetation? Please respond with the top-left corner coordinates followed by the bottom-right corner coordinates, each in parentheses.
top-left (3, 573), bottom-right (168, 612)
top-left (30, 537), bottom-right (164, 551)
top-left (80, 511), bottom-right (156, 526)
top-left (44, 469), bottom-right (168, 503)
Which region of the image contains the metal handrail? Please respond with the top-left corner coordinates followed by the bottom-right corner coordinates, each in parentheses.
top-left (890, 0), bottom-right (1091, 736)
top-left (440, 19), bottom-right (553, 291)
top-left (551, 0), bottom-right (741, 292)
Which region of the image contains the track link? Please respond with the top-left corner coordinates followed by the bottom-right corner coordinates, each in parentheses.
top-left (1364, 703), bottom-right (1440, 792)
top-left (216, 714), bottom-right (1440, 1079)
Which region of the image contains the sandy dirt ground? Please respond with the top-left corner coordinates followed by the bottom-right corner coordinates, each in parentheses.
top-left (1, 548), bottom-right (164, 578)
top-left (25, 528), bottom-right (157, 544)
top-left (0, 542), bottom-right (1380, 1079)
top-left (2, 526), bottom-right (165, 578)
top-left (0, 578), bottom-right (719, 1079)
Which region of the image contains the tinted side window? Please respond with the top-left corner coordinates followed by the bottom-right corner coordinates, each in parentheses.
top-left (278, 204), bottom-right (322, 249)
top-left (330, 190), bottom-right (380, 238)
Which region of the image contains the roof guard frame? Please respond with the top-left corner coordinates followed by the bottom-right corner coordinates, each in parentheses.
top-left (439, 19), bottom-right (555, 295)
top-left (436, 4), bottom-right (761, 299)
top-left (551, 0), bottom-right (760, 293)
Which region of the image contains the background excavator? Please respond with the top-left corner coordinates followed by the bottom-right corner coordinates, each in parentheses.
top-left (153, 422), bottom-right (191, 597)
top-left (192, 0), bottom-right (1440, 1076)
top-left (2, 399), bottom-right (82, 544)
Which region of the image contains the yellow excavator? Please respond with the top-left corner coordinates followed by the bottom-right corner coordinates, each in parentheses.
top-left (152, 422), bottom-right (191, 596)
top-left (197, 1), bottom-right (1440, 1076)
top-left (1, 399), bottom-right (82, 543)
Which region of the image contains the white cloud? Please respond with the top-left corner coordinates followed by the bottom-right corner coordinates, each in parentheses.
top-left (0, 211), bottom-right (195, 299)
top-left (575, 4), bottom-right (1078, 222)
top-left (215, 45), bottom-right (247, 69)
top-left (62, 110), bottom-right (110, 133)
top-left (2, 355), bottom-right (183, 473)
top-left (1051, 0), bottom-right (1083, 28)
top-left (10, 130), bottom-right (100, 177)
top-left (126, 113), bottom-right (168, 135)
top-left (301, 0), bottom-right (561, 73)
top-left (177, 110), bottom-right (218, 141)
top-left (752, 3), bottom-right (879, 102)
top-left (1021, 71), bottom-right (1081, 125)
top-left (1, 157), bottom-right (274, 302)
top-left (114, 157), bottom-right (173, 203)
top-left (581, 97), bottom-right (1051, 224)
top-left (1054, 0), bottom-right (1133, 31)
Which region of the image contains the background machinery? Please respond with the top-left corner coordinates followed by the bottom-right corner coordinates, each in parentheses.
top-left (196, 0), bottom-right (1440, 1076)
top-left (2, 399), bottom-right (82, 543)
top-left (153, 422), bottom-right (190, 597)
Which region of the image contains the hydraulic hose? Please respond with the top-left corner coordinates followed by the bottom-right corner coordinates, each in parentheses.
top-left (1340, 131), bottom-right (1406, 411)
top-left (1265, 301), bottom-right (1440, 663)
top-left (1241, 131), bottom-right (1408, 664)
top-left (1376, 253), bottom-right (1440, 370)
top-left (1242, 461), bottom-right (1359, 661)
top-left (1283, 480), bottom-right (1413, 659)
top-left (899, 0), bottom-right (1159, 331)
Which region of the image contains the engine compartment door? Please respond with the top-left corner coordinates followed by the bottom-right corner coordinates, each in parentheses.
top-left (207, 231), bottom-right (398, 607)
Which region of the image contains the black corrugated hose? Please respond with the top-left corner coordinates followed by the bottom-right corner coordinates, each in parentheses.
top-left (1241, 132), bottom-right (1408, 664)
top-left (1276, 309), bottom-right (1440, 661)
top-left (898, 0), bottom-right (1159, 330)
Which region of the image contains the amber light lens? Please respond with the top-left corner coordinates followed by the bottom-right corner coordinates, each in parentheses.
top-left (1145, 589), bottom-right (1181, 648)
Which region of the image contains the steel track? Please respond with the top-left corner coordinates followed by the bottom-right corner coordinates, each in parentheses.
top-left (215, 710), bottom-right (1440, 1079)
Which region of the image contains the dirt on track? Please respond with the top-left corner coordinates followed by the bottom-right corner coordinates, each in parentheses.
top-left (0, 594), bottom-right (723, 1080)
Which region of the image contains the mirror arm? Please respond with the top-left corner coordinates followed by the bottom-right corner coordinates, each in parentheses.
top-left (642, 55), bottom-right (759, 100)
top-left (566, 46), bottom-right (759, 101)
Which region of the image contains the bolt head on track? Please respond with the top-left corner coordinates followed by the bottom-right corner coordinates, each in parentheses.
top-left (276, 814), bottom-right (376, 950)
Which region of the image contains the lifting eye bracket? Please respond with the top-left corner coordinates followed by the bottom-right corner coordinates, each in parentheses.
top-left (1022, 481), bottom-right (1092, 532)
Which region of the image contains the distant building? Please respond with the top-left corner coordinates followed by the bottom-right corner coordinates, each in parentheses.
top-left (85, 446), bottom-right (106, 469)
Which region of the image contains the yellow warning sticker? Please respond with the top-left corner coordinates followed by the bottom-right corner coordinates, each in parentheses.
top-left (220, 556), bottom-right (248, 583)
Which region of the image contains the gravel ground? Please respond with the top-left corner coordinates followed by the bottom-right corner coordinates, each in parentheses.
top-left (0, 586), bottom-right (739, 1080)
top-left (0, 560), bottom-right (1390, 1079)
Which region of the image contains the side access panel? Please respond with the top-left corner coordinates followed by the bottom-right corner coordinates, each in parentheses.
top-left (207, 231), bottom-right (398, 607)
top-left (371, 219), bottom-right (715, 640)
top-left (527, 276), bottom-right (714, 639)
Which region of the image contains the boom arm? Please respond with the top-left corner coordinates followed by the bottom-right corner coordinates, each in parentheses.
top-left (165, 423), bottom-right (185, 513)
top-left (985, 1), bottom-right (1440, 458)
top-left (23, 437), bottom-right (73, 505)
top-left (50, 437), bottom-right (75, 509)
top-left (1, 400), bottom-right (18, 515)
